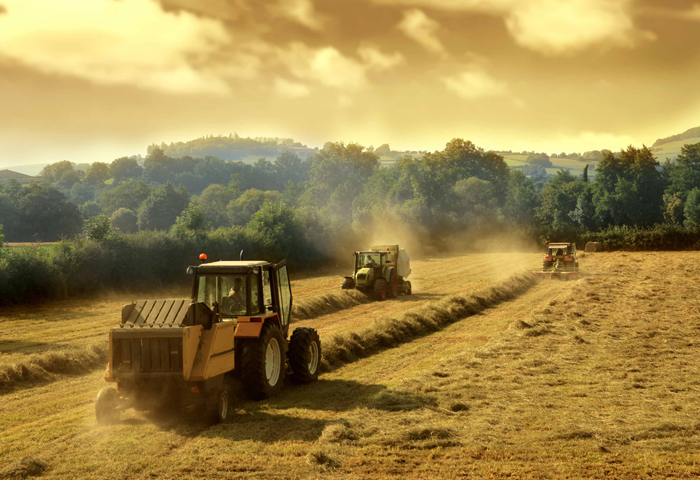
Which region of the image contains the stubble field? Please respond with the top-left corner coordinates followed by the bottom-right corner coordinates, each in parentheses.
top-left (2, 251), bottom-right (700, 479)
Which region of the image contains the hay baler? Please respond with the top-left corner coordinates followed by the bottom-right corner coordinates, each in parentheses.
top-left (341, 244), bottom-right (412, 300)
top-left (95, 258), bottom-right (321, 425)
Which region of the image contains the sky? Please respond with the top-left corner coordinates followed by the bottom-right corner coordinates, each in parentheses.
top-left (1, 0), bottom-right (699, 166)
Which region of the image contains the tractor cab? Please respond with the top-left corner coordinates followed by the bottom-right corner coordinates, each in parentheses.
top-left (188, 260), bottom-right (292, 335)
top-left (353, 251), bottom-right (387, 287)
top-left (545, 242), bottom-right (576, 261)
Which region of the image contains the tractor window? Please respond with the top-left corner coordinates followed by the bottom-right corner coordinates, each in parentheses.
top-left (275, 265), bottom-right (291, 327)
top-left (357, 253), bottom-right (382, 269)
top-left (262, 270), bottom-right (273, 312)
top-left (196, 274), bottom-right (250, 317)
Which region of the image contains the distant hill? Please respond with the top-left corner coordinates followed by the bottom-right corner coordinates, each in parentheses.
top-left (150, 134), bottom-right (317, 162)
top-left (651, 126), bottom-right (700, 161)
top-left (0, 169), bottom-right (35, 184)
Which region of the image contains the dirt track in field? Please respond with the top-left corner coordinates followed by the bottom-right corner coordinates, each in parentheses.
top-left (7, 252), bottom-right (700, 478)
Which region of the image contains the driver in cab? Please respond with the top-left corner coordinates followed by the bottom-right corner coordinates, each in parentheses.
top-left (228, 278), bottom-right (245, 302)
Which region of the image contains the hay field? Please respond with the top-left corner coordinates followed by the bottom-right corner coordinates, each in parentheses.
top-left (3, 252), bottom-right (700, 478)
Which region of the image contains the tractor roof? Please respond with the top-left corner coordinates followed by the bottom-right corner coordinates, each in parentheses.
top-left (548, 243), bottom-right (573, 247)
top-left (194, 260), bottom-right (271, 274)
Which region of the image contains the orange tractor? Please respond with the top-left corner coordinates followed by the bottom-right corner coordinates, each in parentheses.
top-left (535, 242), bottom-right (580, 279)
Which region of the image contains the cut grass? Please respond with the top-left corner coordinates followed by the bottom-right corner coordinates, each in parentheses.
top-left (292, 290), bottom-right (371, 321)
top-left (321, 272), bottom-right (538, 371)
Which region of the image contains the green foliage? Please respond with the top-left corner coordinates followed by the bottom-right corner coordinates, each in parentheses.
top-left (85, 162), bottom-right (110, 185)
top-left (137, 182), bottom-right (190, 231)
top-left (228, 189), bottom-right (283, 226)
top-left (197, 183), bottom-right (239, 228)
top-left (684, 188), bottom-right (700, 228)
top-left (40, 161), bottom-right (74, 183)
top-left (170, 203), bottom-right (209, 241)
top-left (83, 214), bottom-right (111, 241)
top-left (100, 180), bottom-right (151, 216)
top-left (110, 157), bottom-right (143, 184)
top-left (503, 170), bottom-right (539, 226)
top-left (80, 201), bottom-right (102, 219)
top-left (110, 208), bottom-right (138, 234)
top-left (663, 193), bottom-right (684, 225)
top-left (526, 153), bottom-right (553, 168)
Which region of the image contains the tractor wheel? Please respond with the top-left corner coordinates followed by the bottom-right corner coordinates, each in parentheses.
top-left (95, 387), bottom-right (120, 425)
top-left (405, 281), bottom-right (412, 295)
top-left (373, 279), bottom-right (387, 301)
top-left (206, 387), bottom-right (230, 425)
top-left (388, 270), bottom-right (398, 298)
top-left (240, 324), bottom-right (286, 400)
top-left (288, 328), bottom-right (321, 384)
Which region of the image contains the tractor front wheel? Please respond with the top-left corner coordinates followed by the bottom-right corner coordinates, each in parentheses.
top-left (373, 279), bottom-right (387, 301)
top-left (95, 387), bottom-right (120, 425)
top-left (240, 324), bottom-right (286, 400)
top-left (288, 327), bottom-right (321, 384)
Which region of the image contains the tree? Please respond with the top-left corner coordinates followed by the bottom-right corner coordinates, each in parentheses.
top-left (684, 188), bottom-right (700, 228)
top-left (663, 193), bottom-right (684, 225)
top-left (83, 214), bottom-right (111, 240)
top-left (526, 153), bottom-right (553, 168)
top-left (110, 157), bottom-right (143, 184)
top-left (197, 183), bottom-right (239, 229)
top-left (17, 183), bottom-right (83, 241)
top-left (582, 164), bottom-right (589, 183)
top-left (137, 182), bottom-right (190, 231)
top-left (452, 177), bottom-right (499, 222)
top-left (247, 200), bottom-right (310, 262)
top-left (170, 203), bottom-right (209, 240)
top-left (41, 161), bottom-right (74, 183)
top-left (503, 170), bottom-right (539, 226)
top-left (227, 189), bottom-right (283, 226)
top-left (80, 201), bottom-right (102, 219)
top-left (375, 144), bottom-right (391, 156)
top-left (665, 142), bottom-right (700, 196)
top-left (111, 208), bottom-right (138, 234)
top-left (85, 162), bottom-right (111, 185)
top-left (99, 180), bottom-right (151, 215)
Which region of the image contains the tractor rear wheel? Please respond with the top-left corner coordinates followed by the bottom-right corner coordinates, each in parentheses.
top-left (405, 281), bottom-right (412, 295)
top-left (240, 324), bottom-right (286, 400)
top-left (95, 387), bottom-right (120, 425)
top-left (388, 270), bottom-right (398, 298)
top-left (206, 387), bottom-right (230, 424)
top-left (373, 279), bottom-right (387, 301)
top-left (288, 327), bottom-right (321, 384)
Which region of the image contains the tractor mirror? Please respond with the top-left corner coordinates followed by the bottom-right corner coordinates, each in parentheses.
top-left (186, 266), bottom-right (195, 275)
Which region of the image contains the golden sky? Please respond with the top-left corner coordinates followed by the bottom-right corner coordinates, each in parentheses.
top-left (1, 0), bottom-right (699, 165)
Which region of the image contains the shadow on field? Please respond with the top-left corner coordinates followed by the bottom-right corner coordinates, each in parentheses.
top-left (122, 379), bottom-right (433, 443)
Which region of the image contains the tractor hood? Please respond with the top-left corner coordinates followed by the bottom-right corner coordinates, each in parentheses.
top-left (355, 267), bottom-right (373, 285)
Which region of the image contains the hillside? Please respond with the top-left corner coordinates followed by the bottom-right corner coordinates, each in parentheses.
top-left (651, 125), bottom-right (700, 161)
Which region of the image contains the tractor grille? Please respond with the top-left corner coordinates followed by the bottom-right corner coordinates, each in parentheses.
top-left (112, 329), bottom-right (182, 374)
top-left (356, 274), bottom-right (366, 281)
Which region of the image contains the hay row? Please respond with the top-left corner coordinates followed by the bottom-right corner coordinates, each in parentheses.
top-left (320, 272), bottom-right (538, 372)
top-left (292, 289), bottom-right (371, 321)
top-left (0, 343), bottom-right (108, 392)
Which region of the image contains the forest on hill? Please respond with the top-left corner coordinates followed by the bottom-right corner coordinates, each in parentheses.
top-left (2, 138), bottom-right (700, 304)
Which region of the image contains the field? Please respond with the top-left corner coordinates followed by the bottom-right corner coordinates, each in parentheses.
top-left (2, 251), bottom-right (700, 478)
top-left (500, 153), bottom-right (589, 177)
top-left (650, 136), bottom-right (700, 162)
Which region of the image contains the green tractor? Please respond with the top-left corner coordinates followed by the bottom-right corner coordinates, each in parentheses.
top-left (341, 244), bottom-right (412, 300)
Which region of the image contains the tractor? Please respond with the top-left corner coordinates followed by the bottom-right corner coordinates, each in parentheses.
top-left (535, 241), bottom-right (580, 279)
top-left (95, 257), bottom-right (321, 425)
top-left (341, 244), bottom-right (412, 300)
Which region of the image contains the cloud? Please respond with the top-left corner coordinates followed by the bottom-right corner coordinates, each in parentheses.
top-left (268, 0), bottom-right (325, 30)
top-left (279, 43), bottom-right (368, 90)
top-left (441, 68), bottom-right (509, 100)
top-left (377, 0), bottom-right (653, 55)
top-left (638, 3), bottom-right (700, 22)
top-left (358, 45), bottom-right (405, 71)
top-left (504, 0), bottom-right (655, 55)
top-left (0, 0), bottom-right (236, 95)
top-left (397, 9), bottom-right (446, 56)
top-left (274, 77), bottom-right (311, 98)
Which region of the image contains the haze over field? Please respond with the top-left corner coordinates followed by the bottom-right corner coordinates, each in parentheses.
top-left (1, 0), bottom-right (700, 165)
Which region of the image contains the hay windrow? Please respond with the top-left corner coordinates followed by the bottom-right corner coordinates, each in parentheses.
top-left (291, 289), bottom-right (371, 321)
top-left (0, 343), bottom-right (107, 391)
top-left (320, 272), bottom-right (538, 372)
